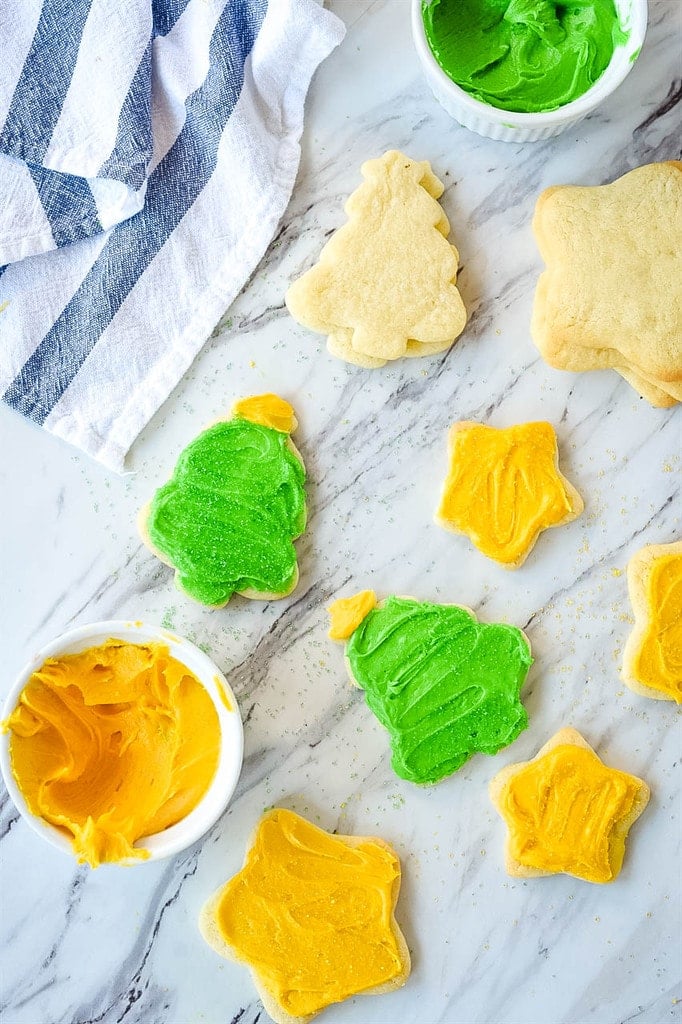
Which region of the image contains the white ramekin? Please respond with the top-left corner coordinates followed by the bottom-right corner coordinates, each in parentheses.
top-left (0, 621), bottom-right (244, 865)
top-left (412, 0), bottom-right (648, 143)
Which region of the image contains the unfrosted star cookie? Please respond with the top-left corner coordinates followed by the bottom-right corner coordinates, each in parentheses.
top-left (139, 394), bottom-right (306, 607)
top-left (622, 540), bottom-right (682, 703)
top-left (435, 421), bottom-right (583, 568)
top-left (490, 728), bottom-right (650, 884)
top-left (199, 808), bottom-right (410, 1024)
top-left (328, 592), bottom-right (532, 784)
top-left (531, 161), bottom-right (682, 406)
top-left (285, 150), bottom-right (467, 368)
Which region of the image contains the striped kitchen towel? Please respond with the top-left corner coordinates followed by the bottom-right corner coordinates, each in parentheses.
top-left (0, 0), bottom-right (344, 470)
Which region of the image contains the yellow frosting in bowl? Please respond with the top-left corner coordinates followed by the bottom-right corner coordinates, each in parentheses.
top-left (2, 639), bottom-right (221, 867)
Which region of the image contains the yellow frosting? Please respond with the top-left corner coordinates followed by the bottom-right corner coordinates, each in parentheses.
top-left (232, 393), bottom-right (297, 433)
top-left (3, 640), bottom-right (220, 867)
top-left (632, 551), bottom-right (682, 701)
top-left (213, 808), bottom-right (405, 1018)
top-left (327, 589), bottom-right (377, 639)
top-left (213, 676), bottom-right (234, 711)
top-left (437, 421), bottom-right (579, 565)
top-left (502, 743), bottom-right (644, 883)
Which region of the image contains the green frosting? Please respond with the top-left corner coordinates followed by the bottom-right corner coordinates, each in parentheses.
top-left (147, 417), bottom-right (306, 605)
top-left (422, 0), bottom-right (628, 114)
top-left (346, 597), bottom-right (532, 784)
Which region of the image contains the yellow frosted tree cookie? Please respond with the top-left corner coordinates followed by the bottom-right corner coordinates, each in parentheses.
top-left (621, 540), bottom-right (682, 703)
top-left (489, 728), bottom-right (650, 884)
top-left (199, 808), bottom-right (410, 1024)
top-left (285, 150), bottom-right (467, 368)
top-left (435, 421), bottom-right (583, 568)
top-left (531, 161), bottom-right (682, 406)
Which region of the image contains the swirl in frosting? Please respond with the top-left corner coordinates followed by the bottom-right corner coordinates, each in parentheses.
top-left (345, 596), bottom-right (532, 784)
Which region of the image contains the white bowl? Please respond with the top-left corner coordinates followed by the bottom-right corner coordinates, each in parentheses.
top-left (412, 0), bottom-right (648, 142)
top-left (0, 621), bottom-right (244, 865)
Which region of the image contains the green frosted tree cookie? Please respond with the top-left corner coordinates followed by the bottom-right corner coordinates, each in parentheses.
top-left (140, 394), bottom-right (306, 607)
top-left (328, 593), bottom-right (533, 784)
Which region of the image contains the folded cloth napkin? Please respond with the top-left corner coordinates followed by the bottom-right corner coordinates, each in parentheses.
top-left (0, 0), bottom-right (344, 470)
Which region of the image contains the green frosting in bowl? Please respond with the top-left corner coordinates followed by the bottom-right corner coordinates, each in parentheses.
top-left (421, 0), bottom-right (628, 114)
top-left (345, 597), bottom-right (532, 784)
top-left (147, 418), bottom-right (306, 606)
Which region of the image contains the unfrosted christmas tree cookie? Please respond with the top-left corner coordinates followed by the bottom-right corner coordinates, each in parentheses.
top-left (436, 421), bottom-right (583, 568)
top-left (622, 540), bottom-right (682, 703)
top-left (328, 592), bottom-right (532, 784)
top-left (139, 394), bottom-right (306, 607)
top-left (490, 728), bottom-right (650, 884)
top-left (285, 150), bottom-right (467, 368)
top-left (199, 808), bottom-right (410, 1024)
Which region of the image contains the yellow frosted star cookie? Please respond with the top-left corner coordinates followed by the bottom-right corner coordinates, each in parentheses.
top-left (490, 728), bottom-right (650, 884)
top-left (199, 808), bottom-right (410, 1024)
top-left (285, 150), bottom-right (467, 368)
top-left (622, 540), bottom-right (682, 703)
top-left (435, 421), bottom-right (583, 567)
top-left (531, 161), bottom-right (682, 406)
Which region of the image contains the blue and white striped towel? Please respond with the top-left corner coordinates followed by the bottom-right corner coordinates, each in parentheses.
top-left (0, 0), bottom-right (344, 470)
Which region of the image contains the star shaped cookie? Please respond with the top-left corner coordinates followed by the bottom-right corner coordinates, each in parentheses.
top-left (490, 728), bottom-right (650, 884)
top-left (435, 421), bottom-right (583, 567)
top-left (622, 540), bottom-right (682, 703)
top-left (531, 161), bottom-right (682, 406)
top-left (199, 808), bottom-right (410, 1024)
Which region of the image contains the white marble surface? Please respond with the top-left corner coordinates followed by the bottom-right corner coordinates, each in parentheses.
top-left (1, 3), bottom-right (681, 1023)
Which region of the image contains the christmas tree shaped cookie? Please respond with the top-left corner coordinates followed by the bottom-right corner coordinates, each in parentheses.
top-left (328, 592), bottom-right (532, 784)
top-left (200, 808), bottom-right (410, 1023)
top-left (139, 394), bottom-right (306, 607)
top-left (286, 150), bottom-right (467, 368)
top-left (622, 540), bottom-right (682, 703)
top-left (490, 728), bottom-right (650, 883)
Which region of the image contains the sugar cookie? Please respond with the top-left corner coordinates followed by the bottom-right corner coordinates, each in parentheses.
top-left (285, 150), bottom-right (467, 368)
top-left (622, 540), bottom-right (682, 703)
top-left (531, 161), bottom-right (682, 406)
top-left (490, 728), bottom-right (650, 883)
top-left (328, 593), bottom-right (532, 784)
top-left (199, 808), bottom-right (410, 1024)
top-left (435, 421), bottom-right (583, 567)
top-left (139, 394), bottom-right (306, 607)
